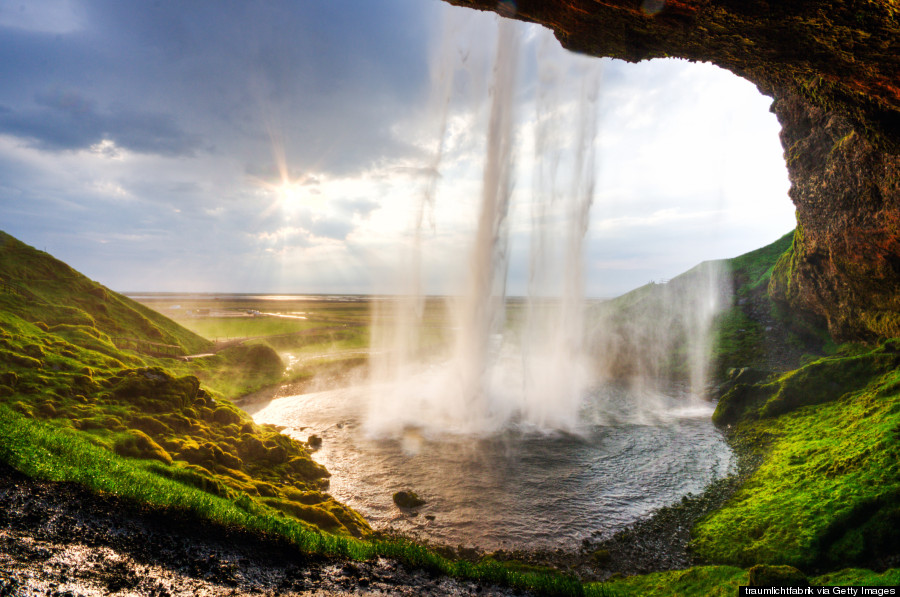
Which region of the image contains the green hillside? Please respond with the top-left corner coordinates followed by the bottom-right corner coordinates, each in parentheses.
top-left (0, 231), bottom-right (210, 356)
top-left (593, 231), bottom-right (833, 385)
top-left (0, 230), bottom-right (369, 540)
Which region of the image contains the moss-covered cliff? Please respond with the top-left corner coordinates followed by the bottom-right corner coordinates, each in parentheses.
top-left (446, 0), bottom-right (899, 341)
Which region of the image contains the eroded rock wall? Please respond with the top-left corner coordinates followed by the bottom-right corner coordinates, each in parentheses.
top-left (445, 0), bottom-right (899, 340)
top-left (770, 93), bottom-right (900, 340)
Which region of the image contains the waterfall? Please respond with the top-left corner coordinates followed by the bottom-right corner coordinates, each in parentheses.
top-left (518, 40), bottom-right (602, 430)
top-left (366, 16), bottom-right (724, 438)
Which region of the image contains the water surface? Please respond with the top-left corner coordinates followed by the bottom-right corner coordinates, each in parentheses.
top-left (253, 384), bottom-right (733, 551)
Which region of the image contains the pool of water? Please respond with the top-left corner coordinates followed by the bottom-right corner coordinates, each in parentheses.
top-left (253, 384), bottom-right (733, 551)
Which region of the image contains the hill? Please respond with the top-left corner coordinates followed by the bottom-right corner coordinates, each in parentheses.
top-left (590, 231), bottom-right (833, 388)
top-left (0, 230), bottom-right (369, 540)
top-left (0, 231), bottom-right (210, 356)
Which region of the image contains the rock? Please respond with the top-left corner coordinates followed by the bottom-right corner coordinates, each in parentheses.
top-left (747, 564), bottom-right (809, 587)
top-left (392, 490), bottom-right (426, 509)
top-left (722, 367), bottom-right (768, 390)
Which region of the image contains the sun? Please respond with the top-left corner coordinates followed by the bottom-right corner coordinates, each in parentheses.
top-left (256, 174), bottom-right (323, 220)
top-left (275, 179), bottom-right (304, 212)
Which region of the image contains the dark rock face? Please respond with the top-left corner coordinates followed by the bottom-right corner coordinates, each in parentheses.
top-left (445, 0), bottom-right (899, 341)
top-left (770, 94), bottom-right (900, 340)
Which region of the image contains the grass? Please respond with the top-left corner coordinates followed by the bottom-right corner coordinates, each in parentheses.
top-left (176, 316), bottom-right (324, 340)
top-left (0, 231), bottom-right (210, 355)
top-left (597, 566), bottom-right (900, 596)
top-left (695, 346), bottom-right (900, 569)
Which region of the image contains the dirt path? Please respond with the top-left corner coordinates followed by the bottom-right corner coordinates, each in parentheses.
top-left (0, 464), bottom-right (525, 597)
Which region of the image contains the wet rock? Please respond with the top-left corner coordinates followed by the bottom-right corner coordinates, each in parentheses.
top-left (393, 490), bottom-right (426, 509)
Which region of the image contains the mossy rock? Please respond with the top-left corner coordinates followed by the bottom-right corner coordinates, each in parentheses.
top-left (327, 503), bottom-right (370, 538)
top-left (393, 490), bottom-right (426, 509)
top-left (148, 463), bottom-right (232, 498)
top-left (129, 415), bottom-right (172, 436)
top-left (210, 444), bottom-right (243, 469)
top-left (590, 549), bottom-right (611, 565)
top-left (283, 487), bottom-right (328, 505)
top-left (22, 343), bottom-right (45, 359)
top-left (37, 402), bottom-right (57, 417)
top-left (261, 497), bottom-right (343, 532)
top-left (211, 405), bottom-right (243, 426)
top-left (219, 344), bottom-right (284, 377)
top-left (11, 401), bottom-right (33, 416)
top-left (264, 444), bottom-right (288, 465)
top-left (287, 456), bottom-right (329, 481)
top-left (238, 434), bottom-right (268, 460)
top-left (176, 441), bottom-right (218, 467)
top-left (254, 481), bottom-right (280, 497)
top-left (747, 565), bottom-right (809, 586)
top-left (0, 371), bottom-right (18, 388)
top-left (114, 429), bottom-right (173, 464)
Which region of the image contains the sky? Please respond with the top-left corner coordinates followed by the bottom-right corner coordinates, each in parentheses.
top-left (0, 0), bottom-right (796, 298)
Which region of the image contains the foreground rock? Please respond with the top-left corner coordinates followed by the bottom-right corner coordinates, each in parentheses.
top-left (0, 465), bottom-right (527, 597)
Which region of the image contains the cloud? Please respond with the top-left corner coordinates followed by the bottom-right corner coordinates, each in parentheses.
top-left (0, 89), bottom-right (201, 155)
top-left (0, 0), bottom-right (439, 172)
top-left (0, 1), bottom-right (795, 296)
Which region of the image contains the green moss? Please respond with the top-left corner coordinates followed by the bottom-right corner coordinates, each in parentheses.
top-left (600, 566), bottom-right (747, 597)
top-left (261, 497), bottom-right (344, 531)
top-left (113, 429), bottom-right (173, 464)
top-left (714, 342), bottom-right (899, 425)
top-left (695, 361), bottom-right (900, 568)
top-left (747, 565), bottom-right (809, 586)
top-left (768, 226), bottom-right (805, 305)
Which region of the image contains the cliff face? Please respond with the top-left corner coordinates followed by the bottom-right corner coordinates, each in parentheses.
top-left (446, 0), bottom-right (899, 340)
top-left (770, 96), bottom-right (900, 339)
